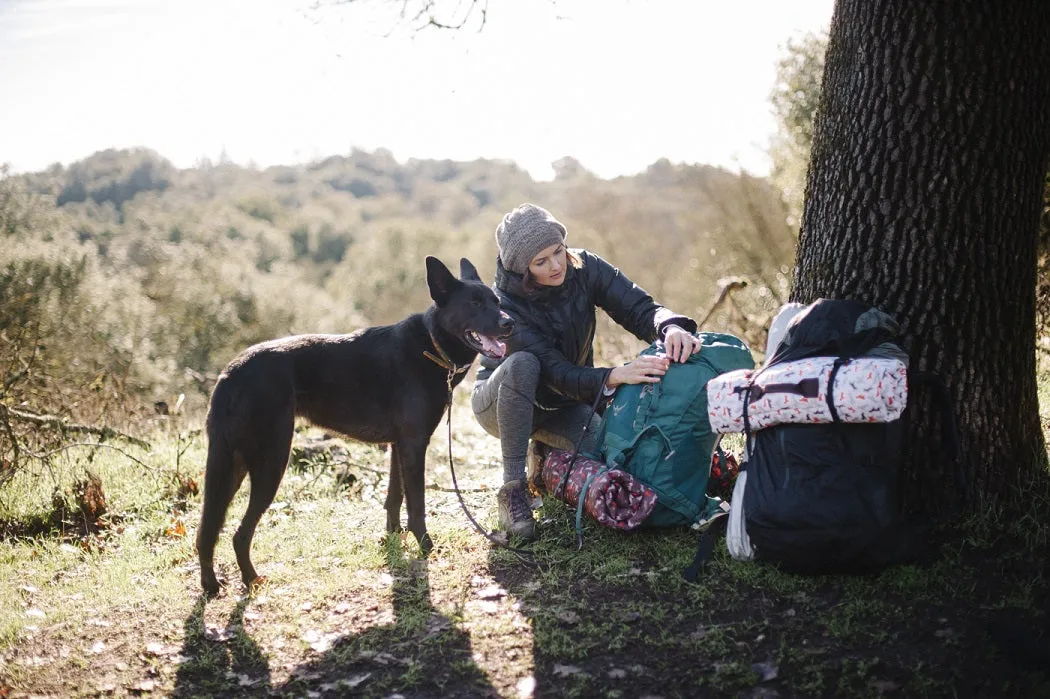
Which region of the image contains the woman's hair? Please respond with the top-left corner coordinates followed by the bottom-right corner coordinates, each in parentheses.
top-left (522, 248), bottom-right (582, 293)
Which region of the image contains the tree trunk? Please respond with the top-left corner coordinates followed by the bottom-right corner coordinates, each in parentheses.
top-left (794, 0), bottom-right (1050, 509)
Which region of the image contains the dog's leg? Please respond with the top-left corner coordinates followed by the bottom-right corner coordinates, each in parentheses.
top-left (385, 444), bottom-right (404, 535)
top-left (197, 442), bottom-right (247, 596)
top-left (232, 416), bottom-right (293, 590)
top-left (398, 436), bottom-right (434, 555)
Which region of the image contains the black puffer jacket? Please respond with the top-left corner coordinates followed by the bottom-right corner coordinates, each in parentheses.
top-left (477, 249), bottom-right (697, 409)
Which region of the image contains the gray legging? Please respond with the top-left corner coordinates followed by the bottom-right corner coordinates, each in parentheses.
top-left (472, 352), bottom-right (601, 484)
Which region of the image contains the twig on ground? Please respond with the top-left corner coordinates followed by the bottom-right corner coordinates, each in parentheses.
top-left (426, 483), bottom-right (489, 493)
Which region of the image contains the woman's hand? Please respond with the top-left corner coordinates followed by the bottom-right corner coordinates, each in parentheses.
top-left (663, 326), bottom-right (701, 363)
top-left (607, 355), bottom-right (671, 388)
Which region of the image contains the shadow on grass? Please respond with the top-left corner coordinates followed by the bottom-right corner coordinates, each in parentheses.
top-left (485, 508), bottom-right (774, 698)
top-left (170, 540), bottom-right (496, 698)
top-left (486, 493), bottom-right (1050, 698)
top-left (172, 594), bottom-right (272, 697)
top-left (272, 540), bottom-right (496, 698)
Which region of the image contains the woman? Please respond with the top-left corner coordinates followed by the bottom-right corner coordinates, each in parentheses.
top-left (472, 203), bottom-right (701, 539)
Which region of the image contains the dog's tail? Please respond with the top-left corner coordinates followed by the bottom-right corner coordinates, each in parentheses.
top-left (196, 378), bottom-right (240, 562)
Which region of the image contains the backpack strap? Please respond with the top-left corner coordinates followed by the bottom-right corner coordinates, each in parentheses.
top-left (554, 375), bottom-right (612, 502)
top-left (825, 357), bottom-right (853, 424)
top-left (682, 511), bottom-right (730, 582)
top-left (574, 463), bottom-right (612, 549)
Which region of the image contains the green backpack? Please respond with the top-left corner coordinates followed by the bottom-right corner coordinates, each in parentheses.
top-left (596, 332), bottom-right (754, 527)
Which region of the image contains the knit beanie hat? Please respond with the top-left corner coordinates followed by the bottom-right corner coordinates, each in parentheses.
top-left (495, 203), bottom-right (567, 275)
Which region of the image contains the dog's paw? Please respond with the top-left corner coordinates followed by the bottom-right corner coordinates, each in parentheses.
top-left (201, 574), bottom-right (226, 598)
top-left (244, 575), bottom-right (269, 594)
top-left (418, 533), bottom-right (435, 557)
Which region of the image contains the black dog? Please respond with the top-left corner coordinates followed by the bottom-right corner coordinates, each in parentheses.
top-left (196, 257), bottom-right (512, 595)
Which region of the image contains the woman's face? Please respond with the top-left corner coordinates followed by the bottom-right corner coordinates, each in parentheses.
top-left (528, 242), bottom-right (567, 287)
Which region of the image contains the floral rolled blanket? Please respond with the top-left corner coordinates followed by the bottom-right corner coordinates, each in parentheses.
top-left (707, 356), bottom-right (908, 433)
top-left (540, 448), bottom-right (658, 531)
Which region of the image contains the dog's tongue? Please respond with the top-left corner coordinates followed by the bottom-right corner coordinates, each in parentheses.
top-left (480, 335), bottom-right (507, 358)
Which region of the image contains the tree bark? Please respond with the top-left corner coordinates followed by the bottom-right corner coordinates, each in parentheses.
top-left (794, 0), bottom-right (1050, 508)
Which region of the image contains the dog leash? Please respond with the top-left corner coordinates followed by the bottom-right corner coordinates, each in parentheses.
top-left (553, 369), bottom-right (613, 550)
top-left (438, 368), bottom-right (538, 567)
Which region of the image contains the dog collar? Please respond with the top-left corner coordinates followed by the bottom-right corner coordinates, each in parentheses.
top-left (425, 331), bottom-right (471, 376)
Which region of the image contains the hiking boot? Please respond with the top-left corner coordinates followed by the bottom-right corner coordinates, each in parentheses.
top-left (497, 480), bottom-right (536, 540)
top-left (526, 441), bottom-right (548, 494)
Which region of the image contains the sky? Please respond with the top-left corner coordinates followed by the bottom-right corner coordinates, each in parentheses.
top-left (0, 0), bottom-right (833, 180)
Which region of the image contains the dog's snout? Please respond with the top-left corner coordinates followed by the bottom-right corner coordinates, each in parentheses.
top-left (499, 313), bottom-right (515, 331)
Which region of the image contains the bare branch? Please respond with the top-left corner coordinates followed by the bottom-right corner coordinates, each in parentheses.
top-left (312, 0), bottom-right (488, 32)
top-left (696, 277), bottom-right (750, 329)
top-left (0, 404), bottom-right (151, 451)
top-left (23, 442), bottom-right (159, 473)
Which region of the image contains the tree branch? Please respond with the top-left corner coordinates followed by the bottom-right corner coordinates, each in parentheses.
top-left (0, 404), bottom-right (151, 451)
top-left (24, 442), bottom-right (158, 473)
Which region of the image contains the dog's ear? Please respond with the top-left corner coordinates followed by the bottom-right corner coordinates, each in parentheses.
top-left (459, 258), bottom-right (481, 282)
top-left (426, 255), bottom-right (459, 306)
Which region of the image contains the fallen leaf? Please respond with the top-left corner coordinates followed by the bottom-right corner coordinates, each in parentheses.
top-left (144, 643), bottom-right (175, 657)
top-left (553, 664), bottom-right (585, 678)
top-left (25, 608), bottom-right (45, 619)
top-left (621, 611), bottom-right (642, 623)
top-left (302, 629), bottom-right (341, 653)
top-left (300, 601), bottom-right (314, 612)
top-left (476, 585), bottom-right (507, 600)
top-left (516, 676), bottom-right (536, 697)
top-left (18, 585), bottom-right (37, 595)
top-left (608, 668), bottom-right (628, 679)
top-left (424, 615), bottom-right (451, 639)
top-left (751, 661), bottom-right (779, 682)
top-left (357, 650), bottom-right (404, 666)
top-left (471, 600), bottom-right (500, 614)
top-left (164, 518), bottom-right (186, 539)
top-left (130, 679), bottom-right (156, 692)
top-left (202, 625), bottom-right (233, 642)
top-left (321, 673), bottom-right (371, 691)
top-left (556, 610), bottom-right (580, 625)
top-left (332, 602), bottom-right (351, 615)
top-left (91, 641), bottom-right (105, 654)
top-left (871, 679), bottom-right (901, 694)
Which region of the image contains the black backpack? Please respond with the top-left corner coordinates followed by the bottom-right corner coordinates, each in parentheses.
top-left (740, 298), bottom-right (961, 574)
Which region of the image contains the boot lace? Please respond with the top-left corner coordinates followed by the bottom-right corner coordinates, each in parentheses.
top-left (508, 485), bottom-right (532, 522)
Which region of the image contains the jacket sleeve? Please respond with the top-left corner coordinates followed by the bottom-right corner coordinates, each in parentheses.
top-left (506, 317), bottom-right (610, 404)
top-left (584, 251), bottom-right (697, 342)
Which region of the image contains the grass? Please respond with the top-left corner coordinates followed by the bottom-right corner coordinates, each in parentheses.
top-left (0, 390), bottom-right (1048, 698)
